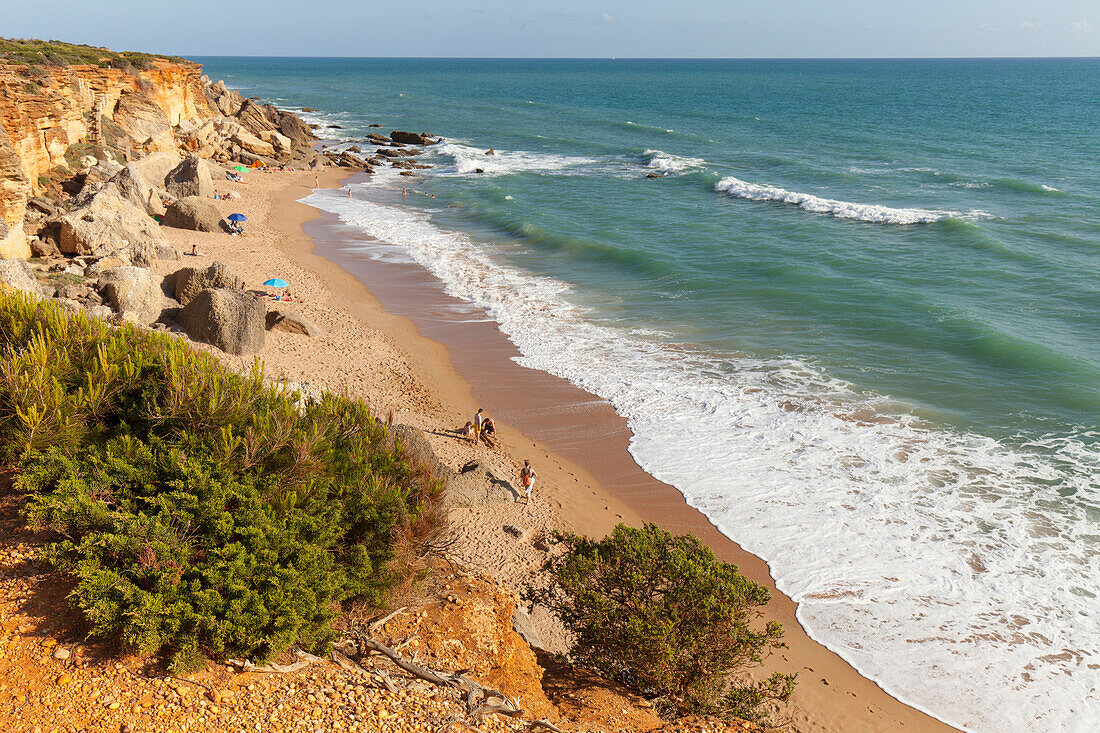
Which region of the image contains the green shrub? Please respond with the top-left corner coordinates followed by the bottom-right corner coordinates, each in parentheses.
top-left (528, 523), bottom-right (796, 724)
top-left (0, 293), bottom-right (444, 671)
top-left (0, 37), bottom-right (183, 68)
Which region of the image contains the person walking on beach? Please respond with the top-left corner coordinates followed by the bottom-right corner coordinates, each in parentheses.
top-left (520, 460), bottom-right (536, 503)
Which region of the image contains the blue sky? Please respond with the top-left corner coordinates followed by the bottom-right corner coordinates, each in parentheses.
top-left (4, 1), bottom-right (1099, 58)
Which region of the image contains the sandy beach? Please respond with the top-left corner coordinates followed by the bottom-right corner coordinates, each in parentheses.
top-left (157, 166), bottom-right (958, 733)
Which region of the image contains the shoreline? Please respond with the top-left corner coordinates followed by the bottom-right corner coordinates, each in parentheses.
top-left (173, 167), bottom-right (956, 731)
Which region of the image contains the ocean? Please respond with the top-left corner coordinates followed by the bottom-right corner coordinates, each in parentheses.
top-left (196, 57), bottom-right (1100, 732)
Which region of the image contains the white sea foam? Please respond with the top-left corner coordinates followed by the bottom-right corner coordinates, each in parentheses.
top-left (643, 149), bottom-right (705, 174)
top-left (433, 140), bottom-right (599, 177)
top-left (1040, 184), bottom-right (1061, 192)
top-left (303, 179), bottom-right (1100, 732)
top-left (715, 176), bottom-right (955, 224)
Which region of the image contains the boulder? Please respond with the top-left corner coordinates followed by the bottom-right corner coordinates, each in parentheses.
top-left (29, 236), bottom-right (60, 259)
top-left (235, 100), bottom-right (276, 136)
top-left (176, 287), bottom-right (266, 355)
top-left (276, 112), bottom-right (316, 148)
top-left (162, 197), bottom-right (223, 233)
top-left (169, 261), bottom-right (245, 306)
top-left (165, 156), bottom-right (215, 199)
top-left (390, 425), bottom-right (448, 481)
top-left (154, 242), bottom-right (180, 261)
top-left (390, 130), bottom-right (434, 145)
top-left (107, 163), bottom-right (163, 216)
top-left (58, 187), bottom-right (160, 258)
top-left (128, 152), bottom-right (182, 189)
top-left (26, 197), bottom-right (57, 217)
top-left (113, 91), bottom-right (174, 152)
top-left (231, 129), bottom-right (276, 158)
top-left (98, 265), bottom-right (169, 324)
top-left (512, 606), bottom-right (545, 650)
top-left (258, 130), bottom-right (293, 156)
top-left (266, 308), bottom-right (322, 337)
top-left (0, 259), bottom-right (41, 296)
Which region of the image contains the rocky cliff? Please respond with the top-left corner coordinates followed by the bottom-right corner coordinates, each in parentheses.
top-left (0, 48), bottom-right (333, 261)
top-left (0, 60), bottom-right (213, 257)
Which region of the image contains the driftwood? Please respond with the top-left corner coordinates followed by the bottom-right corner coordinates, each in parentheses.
top-left (338, 635), bottom-right (525, 720)
top-left (227, 646), bottom-right (324, 674)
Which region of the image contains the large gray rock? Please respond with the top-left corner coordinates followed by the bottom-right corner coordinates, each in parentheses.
top-left (266, 308), bottom-right (322, 337)
top-left (165, 156), bottom-right (214, 199)
top-left (176, 287), bottom-right (266, 355)
top-left (390, 425), bottom-right (448, 481)
top-left (512, 606), bottom-right (545, 650)
top-left (162, 197), bottom-right (223, 232)
top-left (58, 187), bottom-right (160, 258)
top-left (169, 261), bottom-right (245, 306)
top-left (231, 129), bottom-right (276, 158)
top-left (127, 152), bottom-right (181, 189)
top-left (98, 265), bottom-right (169, 324)
top-left (107, 163), bottom-right (163, 216)
top-left (235, 99), bottom-right (276, 136)
top-left (276, 112), bottom-right (316, 149)
top-left (0, 259), bottom-right (41, 296)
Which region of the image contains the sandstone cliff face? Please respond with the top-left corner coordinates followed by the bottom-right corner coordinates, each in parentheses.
top-left (0, 60), bottom-right (213, 258)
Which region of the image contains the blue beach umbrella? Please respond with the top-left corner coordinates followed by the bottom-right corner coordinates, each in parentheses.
top-left (263, 278), bottom-right (290, 288)
top-left (227, 213), bottom-right (248, 222)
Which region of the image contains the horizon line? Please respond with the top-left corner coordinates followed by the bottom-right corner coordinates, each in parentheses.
top-left (184, 54), bottom-right (1100, 61)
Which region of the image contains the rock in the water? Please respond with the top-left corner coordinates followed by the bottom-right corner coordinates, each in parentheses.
top-left (266, 308), bottom-right (322, 337)
top-left (169, 261), bottom-right (245, 306)
top-left (165, 156), bottom-right (215, 199)
top-left (391, 130), bottom-right (434, 145)
top-left (58, 187), bottom-right (160, 258)
top-left (162, 197), bottom-right (223, 232)
top-left (512, 606), bottom-right (545, 650)
top-left (485, 148), bottom-right (496, 156)
top-left (98, 265), bottom-right (169, 324)
top-left (0, 259), bottom-right (41, 296)
top-left (176, 287), bottom-right (266, 355)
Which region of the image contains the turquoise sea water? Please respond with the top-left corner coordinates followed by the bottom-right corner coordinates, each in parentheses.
top-left (198, 58), bottom-right (1099, 731)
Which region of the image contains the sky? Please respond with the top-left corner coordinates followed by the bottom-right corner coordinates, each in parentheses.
top-left (3, 0), bottom-right (1099, 58)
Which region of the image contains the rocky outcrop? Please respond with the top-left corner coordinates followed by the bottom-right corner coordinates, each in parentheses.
top-left (169, 261), bottom-right (245, 306)
top-left (391, 130), bottom-right (434, 145)
top-left (266, 308), bottom-right (322, 337)
top-left (113, 90), bottom-right (174, 153)
top-left (236, 100), bottom-right (275, 137)
top-left (231, 129), bottom-right (275, 158)
top-left (0, 124), bottom-right (30, 259)
top-left (161, 196), bottom-right (222, 232)
top-left (57, 186), bottom-right (159, 259)
top-left (0, 259), bottom-right (41, 296)
top-left (98, 265), bottom-right (170, 323)
top-left (107, 163), bottom-right (163, 215)
top-left (176, 287), bottom-right (265, 355)
top-left (164, 155), bottom-right (214, 198)
top-left (128, 151), bottom-right (182, 188)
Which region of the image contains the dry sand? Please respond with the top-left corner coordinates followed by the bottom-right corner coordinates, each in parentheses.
top-left (156, 168), bottom-right (957, 733)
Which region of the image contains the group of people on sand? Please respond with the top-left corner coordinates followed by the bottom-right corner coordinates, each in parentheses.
top-left (462, 407), bottom-right (496, 446)
top-left (461, 408), bottom-right (537, 504)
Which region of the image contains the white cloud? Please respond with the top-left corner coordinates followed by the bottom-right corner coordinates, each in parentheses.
top-left (1070, 21), bottom-right (1094, 33)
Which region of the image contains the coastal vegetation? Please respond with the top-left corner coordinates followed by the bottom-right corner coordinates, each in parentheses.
top-left (530, 523), bottom-right (796, 725)
top-left (0, 37), bottom-right (182, 69)
top-left (0, 293), bottom-right (445, 672)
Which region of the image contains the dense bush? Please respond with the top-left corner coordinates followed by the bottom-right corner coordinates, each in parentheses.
top-left (0, 294), bottom-right (443, 671)
top-left (528, 523), bottom-right (796, 724)
top-left (0, 37), bottom-right (182, 68)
